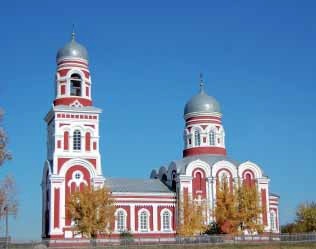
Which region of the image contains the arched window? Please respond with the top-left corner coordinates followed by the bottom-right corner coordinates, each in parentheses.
top-left (117, 210), bottom-right (126, 231)
top-left (139, 210), bottom-right (149, 231)
top-left (209, 130), bottom-right (215, 146)
top-left (73, 130), bottom-right (81, 150)
top-left (245, 173), bottom-right (252, 187)
top-left (194, 130), bottom-right (200, 146)
top-left (70, 73), bottom-right (82, 96)
top-left (195, 172), bottom-right (202, 191)
top-left (219, 172), bottom-right (229, 190)
top-left (270, 211), bottom-right (275, 230)
top-left (162, 211), bottom-right (171, 231)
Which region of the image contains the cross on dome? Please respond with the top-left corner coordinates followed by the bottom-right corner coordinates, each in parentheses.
top-left (71, 24), bottom-right (75, 41)
top-left (199, 73), bottom-right (205, 93)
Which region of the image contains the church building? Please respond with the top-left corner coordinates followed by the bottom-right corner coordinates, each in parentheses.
top-left (41, 33), bottom-right (280, 240)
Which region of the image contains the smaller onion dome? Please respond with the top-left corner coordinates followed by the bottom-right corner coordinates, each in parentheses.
top-left (56, 31), bottom-right (88, 61)
top-left (184, 76), bottom-right (221, 115)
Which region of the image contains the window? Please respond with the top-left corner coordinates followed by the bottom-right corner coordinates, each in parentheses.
top-left (75, 172), bottom-right (81, 179)
top-left (209, 131), bottom-right (215, 145)
top-left (70, 73), bottom-right (82, 96)
top-left (220, 172), bottom-right (229, 185)
top-left (194, 130), bottom-right (200, 146)
top-left (140, 211), bottom-right (148, 231)
top-left (73, 130), bottom-right (81, 150)
top-left (117, 210), bottom-right (126, 231)
top-left (270, 211), bottom-right (275, 230)
top-left (245, 173), bottom-right (252, 187)
top-left (195, 172), bottom-right (202, 191)
top-left (162, 211), bottom-right (171, 231)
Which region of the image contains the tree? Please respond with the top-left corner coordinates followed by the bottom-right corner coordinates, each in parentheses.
top-left (68, 186), bottom-right (116, 239)
top-left (0, 109), bottom-right (12, 166)
top-left (0, 109), bottom-right (17, 230)
top-left (177, 193), bottom-right (208, 236)
top-left (281, 222), bottom-right (298, 233)
top-left (236, 180), bottom-right (263, 234)
top-left (215, 175), bottom-right (239, 234)
top-left (0, 176), bottom-right (18, 218)
top-left (295, 201), bottom-right (316, 232)
top-left (281, 201), bottom-right (316, 233)
top-left (204, 221), bottom-right (221, 235)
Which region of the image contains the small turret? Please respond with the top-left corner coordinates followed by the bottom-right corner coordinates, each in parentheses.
top-left (182, 75), bottom-right (226, 157)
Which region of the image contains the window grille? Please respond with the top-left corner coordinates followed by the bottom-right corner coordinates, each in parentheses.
top-left (73, 130), bottom-right (81, 150)
top-left (194, 130), bottom-right (200, 146)
top-left (162, 211), bottom-right (170, 230)
top-left (117, 210), bottom-right (125, 231)
top-left (140, 211), bottom-right (148, 231)
top-left (209, 131), bottom-right (215, 145)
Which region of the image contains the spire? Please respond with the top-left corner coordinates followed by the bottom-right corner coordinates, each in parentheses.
top-left (199, 73), bottom-right (205, 93)
top-left (71, 24), bottom-right (75, 41)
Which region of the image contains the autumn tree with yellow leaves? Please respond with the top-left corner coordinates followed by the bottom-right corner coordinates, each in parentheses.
top-left (68, 186), bottom-right (115, 239)
top-left (215, 175), bottom-right (239, 234)
top-left (237, 180), bottom-right (263, 234)
top-left (177, 193), bottom-right (208, 236)
top-left (215, 176), bottom-right (263, 234)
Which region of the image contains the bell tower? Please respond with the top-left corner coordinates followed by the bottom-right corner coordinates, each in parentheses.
top-left (42, 31), bottom-right (105, 239)
top-left (54, 31), bottom-right (92, 107)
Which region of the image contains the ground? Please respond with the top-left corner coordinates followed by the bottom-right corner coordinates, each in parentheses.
top-left (5, 242), bottom-right (316, 249)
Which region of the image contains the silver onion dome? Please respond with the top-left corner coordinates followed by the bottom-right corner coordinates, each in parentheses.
top-left (56, 31), bottom-right (88, 61)
top-left (184, 77), bottom-right (221, 115)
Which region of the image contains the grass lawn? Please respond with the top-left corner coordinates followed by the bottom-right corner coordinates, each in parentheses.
top-left (111, 243), bottom-right (316, 249)
top-left (9, 242), bottom-right (316, 249)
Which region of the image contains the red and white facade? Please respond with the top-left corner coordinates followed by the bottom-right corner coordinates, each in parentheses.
top-left (42, 34), bottom-right (279, 240)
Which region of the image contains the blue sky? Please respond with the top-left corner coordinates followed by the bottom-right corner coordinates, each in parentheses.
top-left (0, 0), bottom-right (316, 240)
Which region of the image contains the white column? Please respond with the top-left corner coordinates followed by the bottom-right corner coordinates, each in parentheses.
top-left (206, 177), bottom-right (213, 222)
top-left (50, 177), bottom-right (64, 236)
top-left (130, 205), bottom-right (135, 232)
top-left (152, 204), bottom-right (158, 232)
top-left (60, 179), bottom-right (66, 229)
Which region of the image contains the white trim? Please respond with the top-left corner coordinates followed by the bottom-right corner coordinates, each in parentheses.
top-left (58, 158), bottom-right (97, 178)
top-left (184, 112), bottom-right (222, 119)
top-left (115, 208), bottom-right (127, 232)
top-left (238, 161), bottom-right (263, 179)
top-left (112, 192), bottom-right (176, 197)
top-left (138, 208), bottom-right (151, 232)
top-left (67, 170), bottom-right (88, 188)
top-left (186, 159), bottom-right (211, 178)
top-left (160, 208), bottom-right (173, 232)
top-left (212, 160), bottom-right (237, 178)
